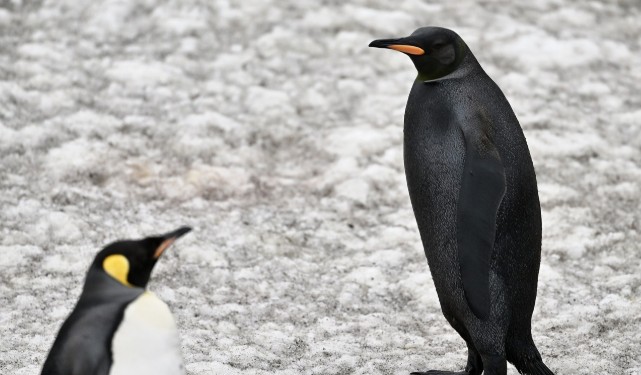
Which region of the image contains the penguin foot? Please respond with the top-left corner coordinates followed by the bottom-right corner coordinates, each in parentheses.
top-left (410, 371), bottom-right (468, 375)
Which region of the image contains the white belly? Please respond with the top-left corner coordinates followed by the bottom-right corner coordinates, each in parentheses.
top-left (110, 291), bottom-right (184, 375)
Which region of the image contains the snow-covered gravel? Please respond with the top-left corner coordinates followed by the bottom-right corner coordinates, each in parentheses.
top-left (1, 1), bottom-right (640, 374)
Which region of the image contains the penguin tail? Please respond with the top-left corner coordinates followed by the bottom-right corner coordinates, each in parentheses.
top-left (514, 360), bottom-right (555, 375)
top-left (507, 338), bottom-right (556, 375)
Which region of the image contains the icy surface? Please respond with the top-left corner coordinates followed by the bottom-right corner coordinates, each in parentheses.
top-left (1, 1), bottom-right (640, 374)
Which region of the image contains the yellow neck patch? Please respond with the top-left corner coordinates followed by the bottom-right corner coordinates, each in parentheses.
top-left (103, 254), bottom-right (133, 287)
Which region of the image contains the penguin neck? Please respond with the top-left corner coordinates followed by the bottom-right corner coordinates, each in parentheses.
top-left (415, 71), bottom-right (436, 82)
top-left (81, 267), bottom-right (142, 302)
top-left (415, 51), bottom-right (480, 83)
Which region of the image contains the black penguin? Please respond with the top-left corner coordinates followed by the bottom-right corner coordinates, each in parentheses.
top-left (369, 27), bottom-right (554, 375)
top-left (41, 227), bottom-right (192, 375)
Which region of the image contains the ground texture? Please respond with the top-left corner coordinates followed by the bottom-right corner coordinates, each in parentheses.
top-left (1, 0), bottom-right (640, 374)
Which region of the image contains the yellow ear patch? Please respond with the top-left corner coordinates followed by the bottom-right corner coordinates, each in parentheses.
top-left (389, 44), bottom-right (425, 55)
top-left (103, 254), bottom-right (132, 287)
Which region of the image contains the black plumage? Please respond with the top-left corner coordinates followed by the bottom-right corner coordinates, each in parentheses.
top-left (41, 271), bottom-right (143, 375)
top-left (370, 27), bottom-right (554, 375)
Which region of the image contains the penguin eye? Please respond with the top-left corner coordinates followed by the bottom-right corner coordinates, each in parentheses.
top-left (432, 41), bottom-right (446, 50)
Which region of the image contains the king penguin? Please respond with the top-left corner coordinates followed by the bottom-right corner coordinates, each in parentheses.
top-left (369, 27), bottom-right (555, 375)
top-left (41, 226), bottom-right (192, 375)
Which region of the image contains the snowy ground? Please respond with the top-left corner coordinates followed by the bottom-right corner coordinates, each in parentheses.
top-left (1, 0), bottom-right (640, 374)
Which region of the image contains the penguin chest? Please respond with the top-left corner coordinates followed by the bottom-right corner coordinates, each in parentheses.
top-left (403, 84), bottom-right (466, 210)
top-left (110, 291), bottom-right (184, 375)
top-left (403, 85), bottom-right (466, 275)
top-left (403, 114), bottom-right (465, 238)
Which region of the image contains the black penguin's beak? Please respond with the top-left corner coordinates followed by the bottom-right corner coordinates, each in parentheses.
top-left (153, 226), bottom-right (192, 259)
top-left (369, 37), bottom-right (425, 55)
top-left (162, 226), bottom-right (192, 240)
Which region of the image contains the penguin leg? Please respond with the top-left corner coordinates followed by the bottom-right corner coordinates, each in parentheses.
top-left (467, 323), bottom-right (508, 375)
top-left (463, 343), bottom-right (483, 374)
top-left (449, 319), bottom-right (483, 374)
top-left (478, 353), bottom-right (507, 375)
top-left (465, 319), bottom-right (508, 375)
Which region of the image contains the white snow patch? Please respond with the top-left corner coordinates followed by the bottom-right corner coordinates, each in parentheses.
top-left (107, 60), bottom-right (182, 87)
top-left (345, 266), bottom-right (385, 287)
top-left (187, 362), bottom-right (244, 375)
top-left (185, 165), bottom-right (252, 196)
top-left (367, 249), bottom-right (405, 268)
top-left (45, 138), bottom-right (112, 180)
top-left (576, 82), bottom-right (611, 96)
top-left (528, 130), bottom-right (604, 157)
top-left (61, 110), bottom-right (123, 137)
top-left (333, 178), bottom-right (370, 204)
top-left (0, 245), bottom-right (42, 268)
top-left (400, 272), bottom-right (440, 308)
top-left (496, 32), bottom-right (601, 69)
top-left (245, 87), bottom-right (294, 118)
top-left (343, 5), bottom-right (414, 35)
top-left (0, 9), bottom-right (11, 26)
top-left (538, 183), bottom-right (579, 205)
top-left (325, 127), bottom-right (391, 157)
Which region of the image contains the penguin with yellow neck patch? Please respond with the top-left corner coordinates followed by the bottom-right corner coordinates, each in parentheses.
top-left (41, 227), bottom-right (191, 375)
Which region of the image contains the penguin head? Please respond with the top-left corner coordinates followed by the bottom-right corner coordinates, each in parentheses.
top-left (369, 27), bottom-right (468, 81)
top-left (90, 226), bottom-right (192, 288)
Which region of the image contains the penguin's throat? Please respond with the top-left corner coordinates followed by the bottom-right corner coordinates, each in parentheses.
top-left (416, 71), bottom-right (434, 82)
top-left (415, 65), bottom-right (457, 82)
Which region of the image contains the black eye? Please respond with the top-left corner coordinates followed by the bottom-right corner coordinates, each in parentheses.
top-left (433, 42), bottom-right (446, 49)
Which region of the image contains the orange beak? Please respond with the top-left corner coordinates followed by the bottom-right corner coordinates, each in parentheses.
top-left (153, 226), bottom-right (192, 259)
top-left (369, 38), bottom-right (425, 55)
top-left (388, 44), bottom-right (425, 55)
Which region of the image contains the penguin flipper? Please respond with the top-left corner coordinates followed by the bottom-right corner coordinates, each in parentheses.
top-left (57, 317), bottom-right (114, 375)
top-left (457, 118), bottom-right (506, 320)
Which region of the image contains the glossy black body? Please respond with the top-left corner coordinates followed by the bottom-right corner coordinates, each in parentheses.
top-left (379, 28), bottom-right (555, 375)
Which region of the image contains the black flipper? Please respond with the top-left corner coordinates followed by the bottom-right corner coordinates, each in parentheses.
top-left (41, 273), bottom-right (143, 375)
top-left (456, 117), bottom-right (506, 320)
